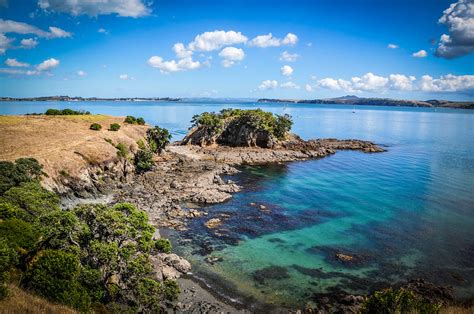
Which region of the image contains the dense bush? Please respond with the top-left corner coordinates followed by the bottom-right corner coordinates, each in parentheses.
top-left (0, 158), bottom-right (44, 195)
top-left (124, 115), bottom-right (145, 125)
top-left (190, 108), bottom-right (293, 140)
top-left (25, 249), bottom-right (91, 311)
top-left (45, 108), bottom-right (90, 115)
top-left (109, 123), bottom-right (121, 131)
top-left (155, 238), bottom-right (172, 254)
top-left (90, 123), bottom-right (102, 131)
top-left (134, 149), bottom-right (154, 173)
top-left (0, 239), bottom-right (16, 300)
top-left (146, 126), bottom-right (171, 154)
top-left (360, 288), bottom-right (442, 314)
top-left (0, 158), bottom-right (178, 311)
top-left (115, 143), bottom-right (128, 158)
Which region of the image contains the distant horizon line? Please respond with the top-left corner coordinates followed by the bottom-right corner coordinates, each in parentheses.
top-left (0, 95), bottom-right (472, 103)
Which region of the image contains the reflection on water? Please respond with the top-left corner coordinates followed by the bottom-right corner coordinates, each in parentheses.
top-left (1, 101), bottom-right (473, 307)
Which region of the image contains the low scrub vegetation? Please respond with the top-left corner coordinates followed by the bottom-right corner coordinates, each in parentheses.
top-left (132, 125), bottom-right (171, 173)
top-left (108, 123), bottom-right (121, 131)
top-left (124, 116), bottom-right (145, 125)
top-left (360, 288), bottom-right (442, 314)
top-left (45, 109), bottom-right (91, 116)
top-left (147, 126), bottom-right (171, 154)
top-left (134, 149), bottom-right (154, 173)
top-left (89, 123), bottom-right (102, 131)
top-left (0, 158), bottom-right (178, 312)
top-left (191, 108), bottom-right (293, 140)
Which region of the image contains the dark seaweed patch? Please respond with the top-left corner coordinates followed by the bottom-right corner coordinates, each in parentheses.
top-left (252, 266), bottom-right (290, 285)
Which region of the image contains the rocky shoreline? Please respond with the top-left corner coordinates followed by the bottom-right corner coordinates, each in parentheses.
top-left (114, 137), bottom-right (385, 231)
top-left (98, 137), bottom-right (384, 311)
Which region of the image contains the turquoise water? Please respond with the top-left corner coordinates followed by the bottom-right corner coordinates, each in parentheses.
top-left (2, 101), bottom-right (474, 307)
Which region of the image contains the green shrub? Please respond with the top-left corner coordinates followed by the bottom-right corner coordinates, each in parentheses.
top-left (136, 278), bottom-right (162, 312)
top-left (90, 123), bottom-right (102, 131)
top-left (163, 280), bottom-right (180, 301)
top-left (0, 200), bottom-right (24, 220)
top-left (25, 249), bottom-right (91, 311)
top-left (0, 158), bottom-right (44, 195)
top-left (104, 138), bottom-right (114, 145)
top-left (1, 181), bottom-right (60, 221)
top-left (155, 238), bottom-right (172, 254)
top-left (0, 239), bottom-right (17, 300)
top-left (0, 218), bottom-right (38, 252)
top-left (360, 288), bottom-right (442, 314)
top-left (124, 116), bottom-right (145, 125)
top-left (136, 139), bottom-right (146, 150)
top-left (146, 126), bottom-right (171, 154)
top-left (190, 108), bottom-right (293, 140)
top-left (190, 112), bottom-right (223, 134)
top-left (124, 115), bottom-right (145, 125)
top-left (134, 149), bottom-right (154, 173)
top-left (124, 116), bottom-right (137, 124)
top-left (45, 108), bottom-right (90, 115)
top-left (109, 123), bottom-right (121, 131)
top-left (115, 143), bottom-right (128, 158)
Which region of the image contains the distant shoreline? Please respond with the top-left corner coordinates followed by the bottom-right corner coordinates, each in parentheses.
top-left (0, 96), bottom-right (181, 102)
top-left (258, 96), bottom-right (474, 109)
top-left (1, 95), bottom-right (473, 110)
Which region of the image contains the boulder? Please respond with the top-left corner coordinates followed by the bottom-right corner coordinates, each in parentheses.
top-left (204, 218), bottom-right (222, 229)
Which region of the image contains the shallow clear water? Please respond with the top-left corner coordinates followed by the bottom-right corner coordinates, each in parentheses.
top-left (2, 101), bottom-right (474, 307)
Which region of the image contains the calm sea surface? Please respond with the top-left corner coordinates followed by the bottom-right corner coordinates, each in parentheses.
top-left (1, 101), bottom-right (473, 308)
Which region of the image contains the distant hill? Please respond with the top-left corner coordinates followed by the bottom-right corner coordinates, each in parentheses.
top-left (258, 96), bottom-right (474, 109)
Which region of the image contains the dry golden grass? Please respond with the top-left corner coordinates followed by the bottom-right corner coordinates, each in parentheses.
top-left (440, 306), bottom-right (474, 314)
top-left (0, 285), bottom-right (77, 314)
top-left (0, 115), bottom-right (148, 190)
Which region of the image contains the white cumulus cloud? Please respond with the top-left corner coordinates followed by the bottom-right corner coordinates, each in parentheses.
top-left (351, 72), bottom-right (389, 91)
top-left (258, 80), bottom-right (278, 90)
top-left (317, 78), bottom-right (354, 91)
top-left (148, 56), bottom-right (201, 73)
top-left (119, 74), bottom-right (129, 80)
top-left (387, 43), bottom-right (399, 49)
top-left (435, 0), bottom-right (474, 59)
top-left (218, 46), bottom-right (245, 67)
top-left (249, 32), bottom-right (298, 48)
top-left (188, 30), bottom-right (247, 51)
top-left (412, 50), bottom-right (428, 58)
top-left (279, 51), bottom-right (299, 62)
top-left (389, 74), bottom-right (416, 91)
top-left (313, 72), bottom-right (473, 94)
top-left (280, 65), bottom-right (294, 76)
top-left (173, 42), bottom-right (193, 58)
top-left (38, 0), bottom-right (150, 18)
top-left (20, 38), bottom-right (38, 48)
top-left (5, 58), bottom-right (29, 67)
top-left (0, 33), bottom-right (13, 54)
top-left (77, 70), bottom-right (87, 76)
top-left (420, 74), bottom-right (474, 92)
top-left (36, 58), bottom-right (59, 71)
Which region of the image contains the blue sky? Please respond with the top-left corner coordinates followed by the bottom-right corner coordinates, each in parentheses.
top-left (0, 0), bottom-right (473, 100)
